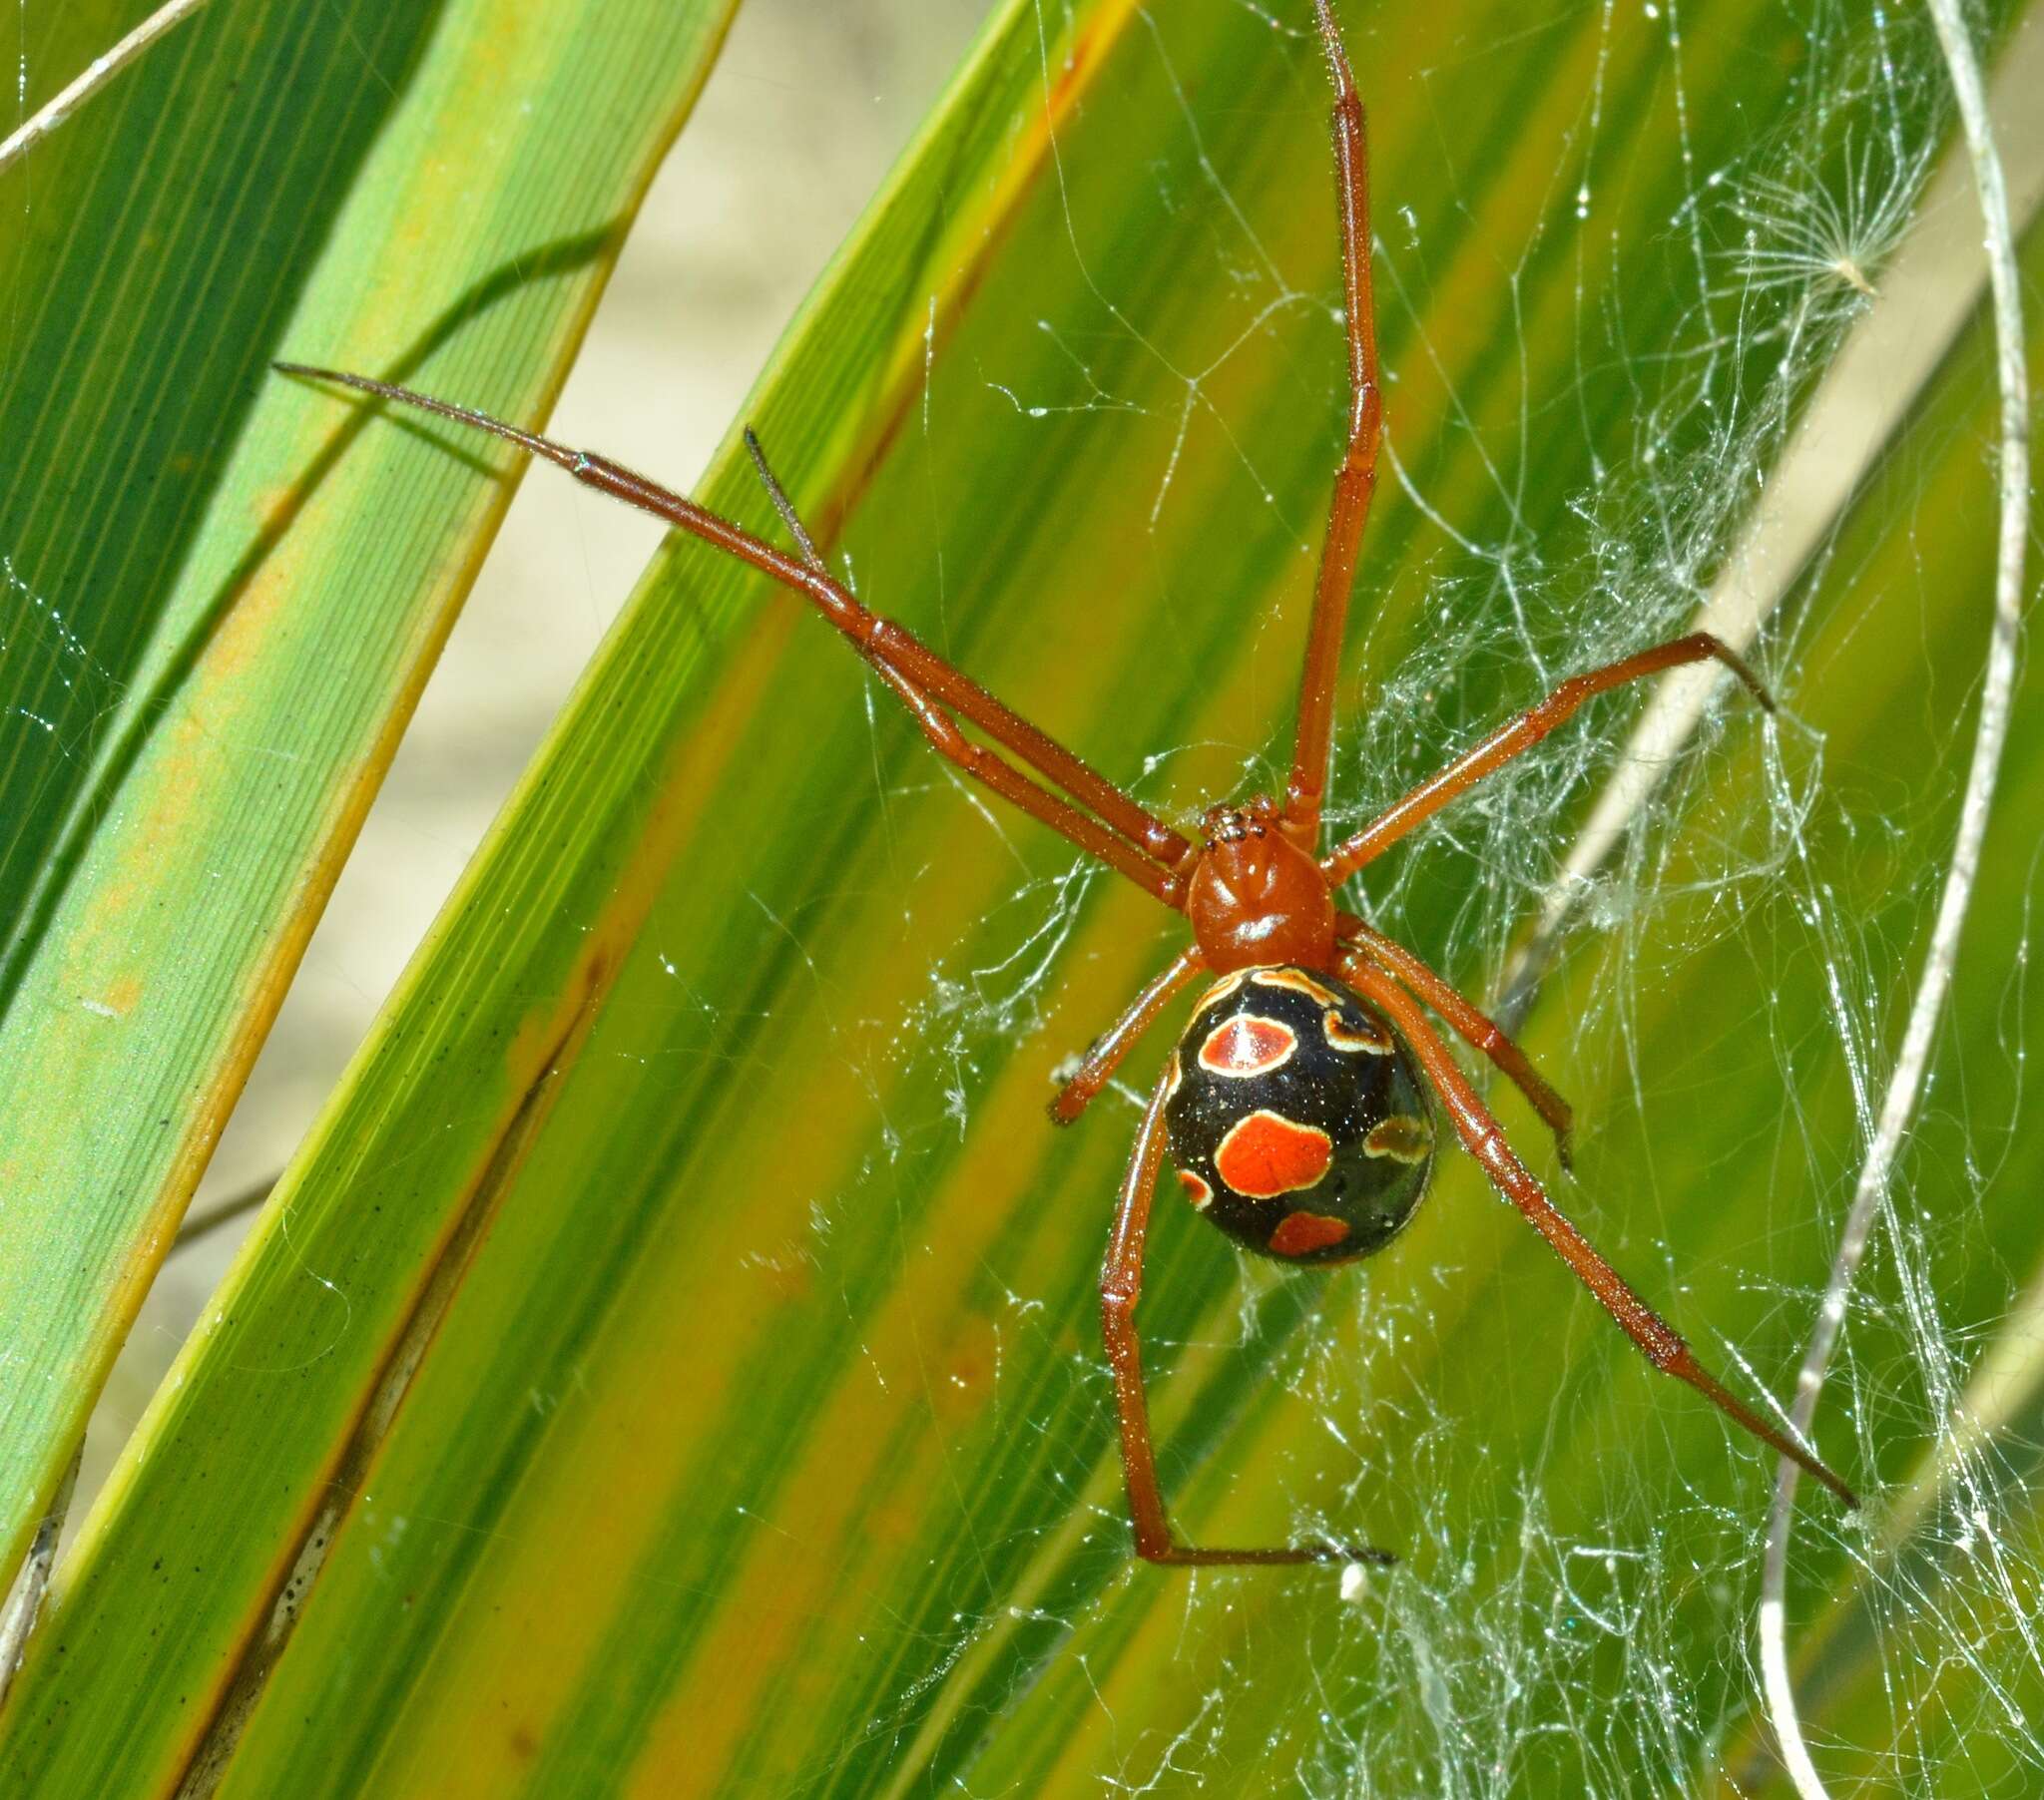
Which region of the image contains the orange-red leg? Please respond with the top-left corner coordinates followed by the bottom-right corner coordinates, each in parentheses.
top-left (1049, 946), bottom-right (1206, 1126)
top-left (1322, 634), bottom-right (1773, 886)
top-left (1281, 0), bottom-right (1382, 851)
top-left (1336, 952), bottom-right (1857, 1508)
top-left (738, 426), bottom-right (1191, 906)
top-left (274, 364), bottom-right (1197, 898)
top-left (1337, 915), bottom-right (1574, 1167)
top-left (1101, 1066), bottom-right (1396, 1567)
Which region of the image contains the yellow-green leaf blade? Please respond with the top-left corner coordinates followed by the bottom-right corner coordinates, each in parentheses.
top-left (10, 0), bottom-right (2042, 1794)
top-left (0, 0), bottom-right (736, 1739)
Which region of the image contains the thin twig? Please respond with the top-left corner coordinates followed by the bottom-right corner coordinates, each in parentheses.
top-left (172, 1172), bottom-right (278, 1253)
top-left (0, 0), bottom-right (214, 176)
top-left (1757, 5), bottom-right (2032, 1792)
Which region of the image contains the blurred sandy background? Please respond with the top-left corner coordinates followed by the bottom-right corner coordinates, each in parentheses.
top-left (83, 0), bottom-right (993, 1509)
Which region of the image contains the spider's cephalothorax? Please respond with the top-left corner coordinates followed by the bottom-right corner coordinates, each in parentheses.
top-left (1165, 966), bottom-right (1432, 1266)
top-left (1184, 797), bottom-right (1336, 973)
top-left (276, 0), bottom-right (1856, 1567)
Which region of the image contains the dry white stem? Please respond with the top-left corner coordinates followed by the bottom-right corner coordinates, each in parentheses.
top-left (1495, 23), bottom-right (2044, 1023)
top-left (0, 0), bottom-right (214, 176)
top-left (1757, 5), bottom-right (2034, 1795)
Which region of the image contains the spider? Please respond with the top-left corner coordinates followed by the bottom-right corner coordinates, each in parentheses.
top-left (276, 0), bottom-right (1857, 1567)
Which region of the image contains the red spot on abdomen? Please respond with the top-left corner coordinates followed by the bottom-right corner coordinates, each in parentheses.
top-left (1198, 1014), bottom-right (1297, 1077)
top-left (1269, 1210), bottom-right (1351, 1256)
top-left (1215, 1110), bottom-right (1333, 1198)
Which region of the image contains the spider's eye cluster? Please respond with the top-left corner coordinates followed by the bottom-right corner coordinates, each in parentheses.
top-left (1197, 803), bottom-right (1270, 845)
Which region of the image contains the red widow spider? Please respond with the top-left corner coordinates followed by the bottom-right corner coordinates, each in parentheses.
top-left (277, 0), bottom-right (1858, 1567)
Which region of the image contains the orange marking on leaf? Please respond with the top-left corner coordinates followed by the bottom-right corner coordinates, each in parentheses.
top-left (1215, 1110), bottom-right (1333, 1198)
top-left (1364, 1115), bottom-right (1431, 1164)
top-left (1177, 1169), bottom-right (1214, 1210)
top-left (1269, 1210), bottom-right (1351, 1256)
top-left (1322, 1007), bottom-right (1391, 1055)
top-left (1198, 1014), bottom-right (1297, 1077)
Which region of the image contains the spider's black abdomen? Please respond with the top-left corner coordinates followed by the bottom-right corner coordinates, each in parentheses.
top-left (1163, 965), bottom-right (1434, 1266)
